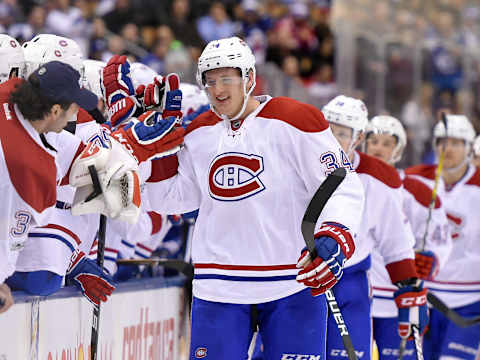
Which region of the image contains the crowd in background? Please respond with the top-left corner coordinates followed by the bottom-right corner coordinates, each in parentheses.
top-left (2, 0), bottom-right (480, 166)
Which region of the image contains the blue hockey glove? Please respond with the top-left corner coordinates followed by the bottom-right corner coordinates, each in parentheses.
top-left (296, 222), bottom-right (355, 296)
top-left (66, 250), bottom-right (116, 307)
top-left (394, 279), bottom-right (428, 340)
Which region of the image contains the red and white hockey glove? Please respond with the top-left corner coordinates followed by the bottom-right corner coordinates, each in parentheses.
top-left (141, 73), bottom-right (183, 118)
top-left (66, 250), bottom-right (116, 307)
top-left (394, 279), bottom-right (428, 340)
top-left (415, 250), bottom-right (439, 280)
top-left (296, 222), bottom-right (355, 296)
top-left (111, 110), bottom-right (185, 163)
top-left (102, 55), bottom-right (142, 128)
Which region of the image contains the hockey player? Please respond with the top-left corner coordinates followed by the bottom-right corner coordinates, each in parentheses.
top-left (135, 37), bottom-right (365, 358)
top-left (323, 96), bottom-right (428, 360)
top-left (406, 115), bottom-right (480, 360)
top-left (365, 115), bottom-right (451, 359)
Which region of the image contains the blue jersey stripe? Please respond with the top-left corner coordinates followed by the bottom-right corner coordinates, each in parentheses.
top-left (121, 239), bottom-right (135, 248)
top-left (29, 233), bottom-right (75, 253)
top-left (194, 274), bottom-right (297, 282)
top-left (134, 251), bottom-right (149, 259)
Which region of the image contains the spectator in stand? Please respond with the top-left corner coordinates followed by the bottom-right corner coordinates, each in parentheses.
top-left (196, 2), bottom-right (236, 43)
top-left (140, 39), bottom-right (169, 74)
top-left (102, 0), bottom-right (134, 34)
top-left (8, 5), bottom-right (48, 43)
top-left (45, 0), bottom-right (90, 55)
top-left (89, 17), bottom-right (109, 60)
top-left (166, 0), bottom-right (204, 54)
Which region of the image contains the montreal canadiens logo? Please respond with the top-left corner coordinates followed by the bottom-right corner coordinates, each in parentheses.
top-left (208, 152), bottom-right (265, 201)
top-left (195, 347), bottom-right (207, 358)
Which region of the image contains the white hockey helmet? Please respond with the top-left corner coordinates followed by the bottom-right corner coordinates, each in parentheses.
top-left (23, 34), bottom-right (84, 79)
top-left (82, 59), bottom-right (105, 100)
top-left (196, 36), bottom-right (256, 121)
top-left (366, 115), bottom-right (407, 163)
top-left (433, 114), bottom-right (475, 144)
top-left (322, 95), bottom-right (368, 133)
top-left (130, 62), bottom-right (160, 89)
top-left (180, 82), bottom-right (209, 115)
top-left (0, 34), bottom-right (25, 83)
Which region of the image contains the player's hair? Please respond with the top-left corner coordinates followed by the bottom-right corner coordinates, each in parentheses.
top-left (9, 74), bottom-right (72, 121)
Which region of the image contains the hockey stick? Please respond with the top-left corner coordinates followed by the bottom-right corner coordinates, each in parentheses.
top-left (419, 112), bottom-right (448, 251)
top-left (116, 258), bottom-right (194, 281)
top-left (87, 165), bottom-right (107, 360)
top-left (301, 167), bottom-right (358, 360)
top-left (427, 292), bottom-right (480, 327)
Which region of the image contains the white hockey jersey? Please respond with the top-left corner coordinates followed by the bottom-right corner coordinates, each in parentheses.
top-left (406, 164), bottom-right (480, 308)
top-left (147, 95), bottom-right (365, 304)
top-left (0, 78), bottom-right (81, 282)
top-left (371, 170), bottom-right (451, 317)
top-left (349, 152), bottom-right (417, 282)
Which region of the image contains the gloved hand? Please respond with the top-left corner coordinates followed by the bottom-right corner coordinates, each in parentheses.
top-left (394, 279), bottom-right (429, 340)
top-left (102, 55), bottom-right (142, 128)
top-left (66, 250), bottom-right (116, 307)
top-left (296, 222), bottom-right (355, 296)
top-left (111, 110), bottom-right (185, 163)
top-left (141, 73), bottom-right (183, 118)
top-left (415, 250), bottom-right (439, 280)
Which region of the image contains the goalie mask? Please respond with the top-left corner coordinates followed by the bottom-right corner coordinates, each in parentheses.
top-left (0, 34), bottom-right (26, 83)
top-left (366, 115), bottom-right (407, 164)
top-left (196, 36), bottom-right (256, 122)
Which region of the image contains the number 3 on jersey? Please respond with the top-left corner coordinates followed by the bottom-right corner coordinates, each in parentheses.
top-left (320, 149), bottom-right (353, 175)
top-left (10, 210), bottom-right (32, 237)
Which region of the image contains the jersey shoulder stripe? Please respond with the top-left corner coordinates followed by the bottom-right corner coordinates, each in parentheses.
top-left (0, 78), bottom-right (57, 213)
top-left (403, 175), bottom-right (441, 209)
top-left (257, 96), bottom-right (329, 133)
top-left (405, 164), bottom-right (436, 180)
top-left (185, 110), bottom-right (221, 135)
top-left (357, 152), bottom-right (402, 188)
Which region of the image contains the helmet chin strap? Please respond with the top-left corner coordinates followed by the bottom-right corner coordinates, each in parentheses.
top-left (209, 78), bottom-right (252, 126)
top-left (346, 130), bottom-right (362, 158)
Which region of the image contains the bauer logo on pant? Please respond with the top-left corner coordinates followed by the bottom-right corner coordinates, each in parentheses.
top-left (208, 152), bottom-right (265, 201)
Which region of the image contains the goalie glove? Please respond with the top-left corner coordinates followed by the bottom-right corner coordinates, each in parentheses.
top-left (394, 278), bottom-right (429, 340)
top-left (102, 55), bottom-right (143, 128)
top-left (296, 222), bottom-right (355, 296)
top-left (66, 250), bottom-right (116, 307)
top-left (69, 139), bottom-right (142, 224)
top-left (111, 110), bottom-right (185, 163)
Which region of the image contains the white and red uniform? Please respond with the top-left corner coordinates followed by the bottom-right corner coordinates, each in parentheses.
top-left (406, 164), bottom-right (480, 308)
top-left (146, 95), bottom-right (365, 304)
top-left (371, 170), bottom-right (451, 317)
top-left (0, 78), bottom-right (82, 282)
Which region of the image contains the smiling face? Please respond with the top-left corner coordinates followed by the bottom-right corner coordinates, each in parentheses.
top-left (204, 67), bottom-right (246, 118)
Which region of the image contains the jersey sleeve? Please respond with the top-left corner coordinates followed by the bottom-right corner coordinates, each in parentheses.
top-left (289, 125), bottom-right (365, 237)
top-left (145, 145), bottom-right (202, 214)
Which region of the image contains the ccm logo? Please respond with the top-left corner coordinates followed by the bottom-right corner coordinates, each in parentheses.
top-left (195, 347), bottom-right (207, 358)
top-left (399, 294), bottom-right (427, 307)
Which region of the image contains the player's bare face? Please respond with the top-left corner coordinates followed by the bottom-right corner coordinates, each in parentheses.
top-left (49, 103), bottom-right (79, 133)
top-left (329, 123), bottom-right (353, 154)
top-left (436, 138), bottom-right (468, 169)
top-left (366, 133), bottom-right (397, 164)
top-left (204, 68), bottom-right (244, 118)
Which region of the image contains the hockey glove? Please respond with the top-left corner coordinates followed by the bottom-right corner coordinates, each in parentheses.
top-left (66, 250), bottom-right (116, 307)
top-left (142, 74), bottom-right (183, 118)
top-left (394, 279), bottom-right (428, 340)
top-left (102, 55), bottom-right (142, 128)
top-left (111, 110), bottom-right (185, 163)
top-left (415, 250), bottom-right (439, 280)
top-left (296, 222), bottom-right (355, 296)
